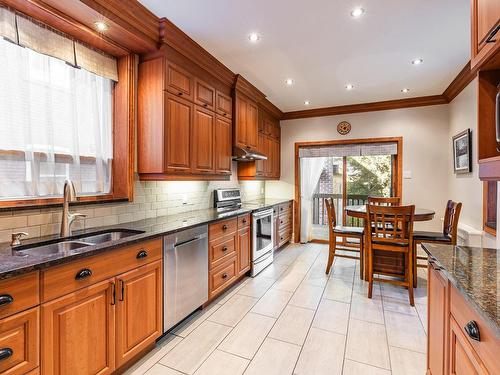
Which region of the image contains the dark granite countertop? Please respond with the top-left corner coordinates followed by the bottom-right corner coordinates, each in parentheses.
top-left (422, 243), bottom-right (500, 337)
top-left (0, 198), bottom-right (293, 280)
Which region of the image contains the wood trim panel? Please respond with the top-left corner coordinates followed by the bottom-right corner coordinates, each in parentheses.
top-left (293, 137), bottom-right (403, 243)
top-left (283, 95), bottom-right (448, 120)
top-left (442, 62), bottom-right (478, 102)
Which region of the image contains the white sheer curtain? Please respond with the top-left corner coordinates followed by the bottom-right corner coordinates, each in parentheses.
top-left (0, 37), bottom-right (113, 199)
top-left (300, 157), bottom-right (327, 243)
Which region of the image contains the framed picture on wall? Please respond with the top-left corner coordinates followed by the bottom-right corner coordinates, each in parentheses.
top-left (452, 129), bottom-right (472, 174)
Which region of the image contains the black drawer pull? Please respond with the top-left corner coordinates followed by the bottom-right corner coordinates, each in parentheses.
top-left (222, 273), bottom-right (228, 279)
top-left (222, 224), bottom-right (228, 230)
top-left (464, 320), bottom-right (480, 341)
top-left (223, 113), bottom-right (227, 116)
top-left (0, 294), bottom-right (13, 306)
top-left (222, 246), bottom-right (228, 252)
top-left (203, 103), bottom-right (208, 107)
top-left (486, 25), bottom-right (499, 43)
top-left (0, 348), bottom-right (13, 361)
top-left (178, 92), bottom-right (183, 96)
top-left (136, 250), bottom-right (148, 259)
top-left (242, 219), bottom-right (247, 224)
top-left (75, 268), bottom-right (92, 281)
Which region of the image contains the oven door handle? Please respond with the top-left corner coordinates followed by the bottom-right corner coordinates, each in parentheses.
top-left (252, 209), bottom-right (273, 219)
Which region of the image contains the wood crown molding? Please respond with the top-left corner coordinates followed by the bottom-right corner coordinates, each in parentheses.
top-left (159, 17), bottom-right (235, 87)
top-left (282, 95), bottom-right (448, 120)
top-left (442, 62), bottom-right (478, 102)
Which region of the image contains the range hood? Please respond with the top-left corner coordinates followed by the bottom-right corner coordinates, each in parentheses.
top-left (232, 147), bottom-right (268, 161)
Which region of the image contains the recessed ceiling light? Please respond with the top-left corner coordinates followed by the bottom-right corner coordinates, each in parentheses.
top-left (345, 83), bottom-right (355, 90)
top-left (304, 100), bottom-right (310, 105)
top-left (248, 32), bottom-right (260, 43)
top-left (285, 78), bottom-right (294, 86)
top-left (401, 88), bottom-right (410, 93)
top-left (94, 21), bottom-right (109, 32)
top-left (350, 7), bottom-right (365, 18)
top-left (411, 58), bottom-right (424, 65)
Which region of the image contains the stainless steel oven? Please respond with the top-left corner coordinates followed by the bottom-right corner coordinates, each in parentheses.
top-left (251, 208), bottom-right (274, 276)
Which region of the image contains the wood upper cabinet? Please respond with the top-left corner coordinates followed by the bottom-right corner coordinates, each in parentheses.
top-left (192, 105), bottom-right (215, 173)
top-left (234, 94), bottom-right (258, 150)
top-left (165, 93), bottom-right (192, 172)
top-left (166, 61), bottom-right (193, 100)
top-left (255, 133), bottom-right (267, 176)
top-left (427, 263), bottom-right (449, 375)
top-left (41, 279), bottom-right (116, 375)
top-left (216, 91), bottom-right (232, 119)
top-left (214, 115), bottom-right (232, 174)
top-left (471, 0), bottom-right (500, 69)
top-left (115, 260), bottom-right (162, 368)
top-left (194, 78), bottom-right (215, 111)
top-left (0, 307), bottom-right (39, 375)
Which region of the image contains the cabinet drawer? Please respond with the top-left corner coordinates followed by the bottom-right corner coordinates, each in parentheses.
top-left (0, 272), bottom-right (39, 320)
top-left (209, 235), bottom-right (237, 269)
top-left (238, 214), bottom-right (250, 229)
top-left (166, 62), bottom-right (193, 100)
top-left (0, 307), bottom-right (39, 375)
top-left (450, 286), bottom-right (500, 375)
top-left (278, 201), bottom-right (293, 214)
top-left (278, 214), bottom-right (291, 229)
top-left (209, 218), bottom-right (237, 241)
top-left (209, 256), bottom-right (237, 299)
top-left (278, 225), bottom-right (292, 247)
top-left (41, 239), bottom-right (162, 302)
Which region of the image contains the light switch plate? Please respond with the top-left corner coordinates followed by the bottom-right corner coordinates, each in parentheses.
top-left (403, 170), bottom-right (412, 179)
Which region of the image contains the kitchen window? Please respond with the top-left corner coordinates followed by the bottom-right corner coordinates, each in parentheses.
top-left (0, 7), bottom-right (133, 207)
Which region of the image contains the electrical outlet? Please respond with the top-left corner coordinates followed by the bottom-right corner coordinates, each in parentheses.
top-left (182, 194), bottom-right (188, 205)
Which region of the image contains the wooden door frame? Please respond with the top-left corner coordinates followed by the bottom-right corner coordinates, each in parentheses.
top-left (293, 136), bottom-right (403, 243)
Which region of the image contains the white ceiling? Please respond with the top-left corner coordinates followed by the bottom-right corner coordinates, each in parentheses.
top-left (140, 0), bottom-right (470, 112)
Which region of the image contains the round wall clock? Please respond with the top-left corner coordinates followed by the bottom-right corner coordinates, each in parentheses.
top-left (337, 121), bottom-right (351, 135)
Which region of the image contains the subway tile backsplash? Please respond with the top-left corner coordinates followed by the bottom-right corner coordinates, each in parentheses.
top-left (0, 164), bottom-right (265, 243)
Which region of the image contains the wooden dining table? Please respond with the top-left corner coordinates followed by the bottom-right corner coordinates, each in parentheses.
top-left (345, 205), bottom-right (435, 282)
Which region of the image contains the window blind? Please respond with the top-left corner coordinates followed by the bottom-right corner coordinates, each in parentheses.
top-left (299, 142), bottom-right (398, 158)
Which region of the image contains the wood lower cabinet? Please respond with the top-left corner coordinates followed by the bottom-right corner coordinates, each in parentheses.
top-left (0, 307), bottom-right (39, 375)
top-left (237, 226), bottom-right (251, 276)
top-left (449, 317), bottom-right (486, 375)
top-left (115, 260), bottom-right (162, 368)
top-left (427, 262), bottom-right (449, 375)
top-left (41, 279), bottom-right (116, 375)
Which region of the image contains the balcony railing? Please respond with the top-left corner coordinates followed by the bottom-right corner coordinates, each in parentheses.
top-left (312, 193), bottom-right (368, 227)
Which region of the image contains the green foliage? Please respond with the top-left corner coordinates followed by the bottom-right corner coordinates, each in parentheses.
top-left (346, 155), bottom-right (392, 197)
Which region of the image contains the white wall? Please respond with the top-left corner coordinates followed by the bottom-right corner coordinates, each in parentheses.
top-left (266, 105), bottom-right (452, 231)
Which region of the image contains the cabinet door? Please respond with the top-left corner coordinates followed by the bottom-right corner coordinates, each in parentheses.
top-left (265, 137), bottom-right (273, 176)
top-left (41, 279), bottom-right (115, 375)
top-left (165, 93), bottom-right (192, 172)
top-left (166, 62), bottom-right (193, 100)
top-left (214, 116), bottom-right (232, 175)
top-left (272, 138), bottom-right (280, 178)
top-left (428, 264), bottom-right (448, 375)
top-left (246, 101), bottom-right (259, 150)
top-left (216, 91), bottom-right (232, 118)
top-left (256, 133), bottom-right (266, 176)
top-left (475, 0), bottom-right (500, 45)
top-left (237, 227), bottom-right (251, 275)
top-left (194, 78), bottom-right (215, 111)
top-left (449, 317), bottom-right (486, 375)
top-left (115, 260), bottom-right (162, 368)
top-left (192, 105), bottom-right (215, 173)
top-left (235, 97), bottom-right (247, 148)
top-left (0, 307), bottom-right (39, 375)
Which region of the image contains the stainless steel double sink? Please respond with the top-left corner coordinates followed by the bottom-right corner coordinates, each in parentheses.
top-left (13, 229), bottom-right (145, 256)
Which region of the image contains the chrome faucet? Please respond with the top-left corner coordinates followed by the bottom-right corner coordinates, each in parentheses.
top-left (60, 180), bottom-right (86, 237)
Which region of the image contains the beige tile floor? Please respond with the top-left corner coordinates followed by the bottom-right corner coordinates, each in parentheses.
top-left (125, 243), bottom-right (428, 375)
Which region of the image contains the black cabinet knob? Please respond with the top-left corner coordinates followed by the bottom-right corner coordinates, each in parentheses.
top-left (0, 294), bottom-right (13, 306)
top-left (0, 348), bottom-right (13, 361)
top-left (222, 225), bottom-right (228, 230)
top-left (222, 273), bottom-right (228, 279)
top-left (222, 246), bottom-right (228, 252)
top-left (178, 92), bottom-right (183, 96)
top-left (242, 219), bottom-right (247, 224)
top-left (136, 250), bottom-right (148, 259)
top-left (203, 103), bottom-right (208, 107)
top-left (464, 320), bottom-right (480, 341)
top-left (75, 268), bottom-right (92, 281)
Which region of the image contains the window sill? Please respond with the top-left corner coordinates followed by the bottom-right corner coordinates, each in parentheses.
top-left (0, 195), bottom-right (130, 212)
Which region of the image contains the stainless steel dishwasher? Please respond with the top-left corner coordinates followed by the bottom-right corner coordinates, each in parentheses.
top-left (164, 225), bottom-right (208, 332)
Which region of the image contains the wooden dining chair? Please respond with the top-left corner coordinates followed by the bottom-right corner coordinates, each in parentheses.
top-left (324, 198), bottom-right (364, 277)
top-left (366, 204), bottom-right (416, 305)
top-left (412, 200), bottom-right (462, 287)
top-left (368, 196), bottom-right (401, 206)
